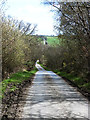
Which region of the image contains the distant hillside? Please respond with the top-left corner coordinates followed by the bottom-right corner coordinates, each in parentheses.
top-left (46, 36), bottom-right (60, 46)
top-left (37, 35), bottom-right (61, 46)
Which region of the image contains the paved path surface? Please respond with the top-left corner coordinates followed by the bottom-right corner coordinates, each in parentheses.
top-left (17, 63), bottom-right (89, 120)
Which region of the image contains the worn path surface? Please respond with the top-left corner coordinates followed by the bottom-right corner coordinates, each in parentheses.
top-left (16, 63), bottom-right (89, 120)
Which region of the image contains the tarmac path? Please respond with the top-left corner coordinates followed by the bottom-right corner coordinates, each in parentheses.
top-left (16, 63), bottom-right (89, 120)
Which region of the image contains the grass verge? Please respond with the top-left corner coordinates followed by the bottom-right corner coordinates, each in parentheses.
top-left (1, 67), bottom-right (38, 118)
top-left (54, 70), bottom-right (90, 99)
top-left (1, 67), bottom-right (38, 99)
top-left (39, 63), bottom-right (90, 100)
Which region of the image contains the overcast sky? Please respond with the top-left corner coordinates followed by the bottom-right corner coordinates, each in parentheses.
top-left (5, 0), bottom-right (56, 35)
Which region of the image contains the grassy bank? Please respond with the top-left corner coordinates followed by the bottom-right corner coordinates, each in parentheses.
top-left (1, 67), bottom-right (38, 99)
top-left (54, 70), bottom-right (90, 93)
top-left (39, 63), bottom-right (90, 98)
top-left (1, 67), bottom-right (38, 118)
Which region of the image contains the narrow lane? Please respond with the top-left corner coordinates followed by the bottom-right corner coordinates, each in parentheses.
top-left (19, 63), bottom-right (89, 119)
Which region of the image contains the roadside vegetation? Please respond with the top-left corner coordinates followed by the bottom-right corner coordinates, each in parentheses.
top-left (2, 16), bottom-right (41, 79)
top-left (0, 1), bottom-right (41, 117)
top-left (1, 15), bottom-right (41, 100)
top-left (2, 68), bottom-right (37, 98)
top-left (40, 2), bottom-right (90, 96)
top-left (54, 71), bottom-right (90, 94)
top-left (39, 62), bottom-right (90, 98)
top-left (1, 67), bottom-right (38, 118)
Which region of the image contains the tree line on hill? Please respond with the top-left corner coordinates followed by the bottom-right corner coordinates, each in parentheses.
top-left (40, 1), bottom-right (90, 82)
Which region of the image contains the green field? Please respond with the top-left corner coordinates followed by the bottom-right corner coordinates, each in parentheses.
top-left (38, 35), bottom-right (62, 46)
top-left (46, 36), bottom-right (61, 46)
